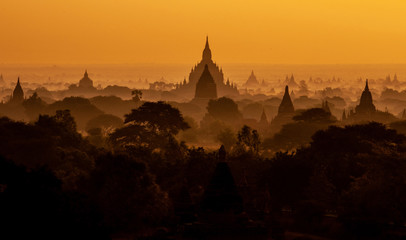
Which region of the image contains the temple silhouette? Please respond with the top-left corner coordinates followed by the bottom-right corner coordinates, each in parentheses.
top-left (355, 79), bottom-right (376, 114)
top-left (270, 85), bottom-right (295, 132)
top-left (244, 70), bottom-right (260, 88)
top-left (78, 70), bottom-right (94, 89)
top-left (345, 79), bottom-right (396, 123)
top-left (67, 70), bottom-right (98, 96)
top-left (277, 85), bottom-right (295, 115)
top-left (9, 77), bottom-right (24, 104)
top-left (172, 37), bottom-right (239, 99)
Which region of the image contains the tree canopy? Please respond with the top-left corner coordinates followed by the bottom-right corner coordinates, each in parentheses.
top-left (110, 101), bottom-right (189, 149)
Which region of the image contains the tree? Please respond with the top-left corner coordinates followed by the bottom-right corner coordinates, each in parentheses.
top-left (86, 114), bottom-right (123, 132)
top-left (234, 125), bottom-right (261, 154)
top-left (216, 128), bottom-right (237, 152)
top-left (265, 122), bottom-right (406, 236)
top-left (207, 97), bottom-right (242, 124)
top-left (46, 97), bottom-right (104, 130)
top-left (110, 101), bottom-right (189, 149)
top-left (53, 109), bottom-right (78, 133)
top-left (390, 120), bottom-right (406, 135)
top-left (0, 111), bottom-right (95, 189)
top-left (22, 92), bottom-right (47, 120)
top-left (293, 108), bottom-right (336, 124)
top-left (86, 152), bottom-right (170, 233)
top-left (263, 108), bottom-right (337, 151)
top-left (131, 89), bottom-right (143, 103)
top-left (0, 155), bottom-right (107, 239)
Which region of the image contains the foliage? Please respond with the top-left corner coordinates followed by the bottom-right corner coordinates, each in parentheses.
top-left (131, 89), bottom-right (143, 103)
top-left (46, 97), bottom-right (104, 130)
top-left (293, 108), bottom-right (336, 123)
top-left (22, 92), bottom-right (47, 120)
top-left (207, 97), bottom-right (242, 123)
top-left (216, 128), bottom-right (237, 152)
top-left (234, 125), bottom-right (260, 154)
top-left (0, 155), bottom-right (107, 239)
top-left (110, 101), bottom-right (189, 150)
top-left (0, 111), bottom-right (95, 189)
top-left (85, 152), bottom-right (170, 233)
top-left (86, 113), bottom-right (123, 131)
top-left (264, 108), bottom-right (337, 151)
top-left (265, 122), bottom-right (406, 235)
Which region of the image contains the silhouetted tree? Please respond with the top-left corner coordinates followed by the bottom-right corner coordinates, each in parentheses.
top-left (216, 128), bottom-right (237, 152)
top-left (46, 97), bottom-right (104, 130)
top-left (86, 152), bottom-right (170, 233)
top-left (132, 89), bottom-right (143, 103)
top-left (0, 155), bottom-right (106, 239)
top-left (86, 113), bottom-right (123, 131)
top-left (267, 152), bottom-right (312, 210)
top-left (201, 162), bottom-right (243, 213)
top-left (0, 112), bottom-right (95, 189)
top-left (293, 108), bottom-right (336, 123)
top-left (22, 92), bottom-right (47, 120)
top-left (207, 97), bottom-right (242, 124)
top-left (264, 108), bottom-right (337, 151)
top-left (110, 101), bottom-right (189, 150)
top-left (390, 120), bottom-right (406, 135)
top-left (266, 122), bottom-right (406, 237)
top-left (234, 125), bottom-right (260, 154)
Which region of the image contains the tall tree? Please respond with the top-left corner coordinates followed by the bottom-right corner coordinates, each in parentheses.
top-left (110, 101), bottom-right (189, 149)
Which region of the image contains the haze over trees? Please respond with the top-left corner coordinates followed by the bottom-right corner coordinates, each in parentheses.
top-left (2, 41), bottom-right (406, 239)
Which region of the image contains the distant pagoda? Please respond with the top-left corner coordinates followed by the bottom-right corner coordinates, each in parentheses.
top-left (172, 36), bottom-right (239, 99)
top-left (79, 70), bottom-right (94, 88)
top-left (355, 80), bottom-right (376, 114)
top-left (244, 70), bottom-right (260, 88)
top-left (278, 85), bottom-right (295, 114)
top-left (10, 77), bottom-right (24, 103)
top-left (270, 85), bottom-right (295, 132)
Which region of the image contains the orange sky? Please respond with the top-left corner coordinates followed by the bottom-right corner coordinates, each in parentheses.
top-left (1, 0), bottom-right (406, 64)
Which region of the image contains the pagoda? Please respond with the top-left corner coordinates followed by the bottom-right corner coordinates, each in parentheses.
top-left (355, 80), bottom-right (376, 114)
top-left (172, 37), bottom-right (239, 99)
top-left (10, 77), bottom-right (24, 103)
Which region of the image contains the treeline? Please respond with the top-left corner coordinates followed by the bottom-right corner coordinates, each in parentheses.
top-left (1, 102), bottom-right (406, 238)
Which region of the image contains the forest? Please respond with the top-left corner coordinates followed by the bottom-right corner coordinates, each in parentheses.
top-left (1, 99), bottom-right (406, 239)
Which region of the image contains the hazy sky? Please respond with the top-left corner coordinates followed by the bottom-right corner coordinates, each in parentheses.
top-left (1, 0), bottom-right (405, 64)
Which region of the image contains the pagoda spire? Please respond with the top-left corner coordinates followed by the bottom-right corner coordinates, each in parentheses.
top-left (356, 78), bottom-right (376, 114)
top-left (11, 76), bottom-right (24, 103)
top-left (202, 36), bottom-right (212, 61)
top-left (278, 85), bottom-right (294, 114)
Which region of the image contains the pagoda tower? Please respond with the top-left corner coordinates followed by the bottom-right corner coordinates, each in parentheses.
top-left (355, 80), bottom-right (376, 114)
top-left (79, 70), bottom-right (94, 88)
top-left (10, 77), bottom-right (24, 103)
top-left (278, 85), bottom-right (295, 114)
top-left (172, 37), bottom-right (239, 100)
top-left (270, 85), bottom-right (295, 132)
top-left (244, 70), bottom-right (260, 88)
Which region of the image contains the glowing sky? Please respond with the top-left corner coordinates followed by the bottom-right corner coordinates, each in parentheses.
top-left (1, 0), bottom-right (405, 64)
